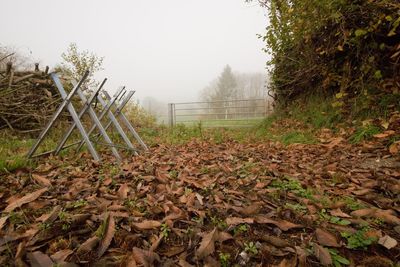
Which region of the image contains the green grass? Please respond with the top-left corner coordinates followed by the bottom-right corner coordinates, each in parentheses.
top-left (0, 127), bottom-right (86, 173)
top-left (280, 131), bottom-right (317, 145)
top-left (349, 124), bottom-right (381, 144)
top-left (0, 136), bottom-right (35, 173)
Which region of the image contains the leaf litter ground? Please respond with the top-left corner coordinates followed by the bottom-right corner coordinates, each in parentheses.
top-left (0, 134), bottom-right (399, 266)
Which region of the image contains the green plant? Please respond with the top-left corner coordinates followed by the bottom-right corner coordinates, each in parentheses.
top-left (62, 223), bottom-right (71, 231)
top-left (124, 199), bottom-right (136, 209)
top-left (319, 209), bottom-right (351, 226)
top-left (341, 227), bottom-right (377, 249)
top-left (285, 203), bottom-right (308, 213)
top-left (184, 187), bottom-right (193, 195)
top-left (270, 178), bottom-right (314, 199)
top-left (233, 224), bottom-right (250, 235)
top-left (160, 223), bottom-right (171, 239)
top-left (342, 196), bottom-right (365, 211)
top-left (280, 131), bottom-right (317, 145)
top-left (219, 252), bottom-right (231, 267)
top-left (70, 199), bottom-right (87, 209)
top-left (191, 216), bottom-right (204, 225)
top-left (327, 248), bottom-right (350, 267)
top-left (169, 170), bottom-right (179, 179)
top-left (210, 216), bottom-right (227, 230)
top-left (244, 241), bottom-right (258, 255)
top-left (349, 125), bottom-right (381, 144)
top-left (95, 218), bottom-right (108, 238)
top-left (39, 222), bottom-right (51, 231)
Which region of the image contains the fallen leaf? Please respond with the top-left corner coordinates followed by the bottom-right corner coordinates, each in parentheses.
top-left (35, 205), bottom-right (61, 224)
top-left (226, 217), bottom-right (254, 226)
top-left (77, 236), bottom-right (100, 255)
top-left (4, 187), bottom-right (48, 212)
top-left (216, 231), bottom-right (233, 243)
top-left (330, 208), bottom-right (351, 218)
top-left (31, 174), bottom-right (52, 187)
top-left (97, 213), bottom-right (115, 257)
top-left (0, 215), bottom-right (9, 230)
top-left (378, 235), bottom-right (398, 249)
top-left (373, 131), bottom-right (395, 138)
top-left (389, 142), bottom-right (399, 155)
top-left (259, 234), bottom-right (291, 248)
top-left (131, 247), bottom-right (160, 267)
top-left (313, 243), bottom-right (332, 266)
top-left (255, 215), bottom-right (302, 231)
top-left (315, 228), bottom-right (340, 247)
top-left (196, 228), bottom-right (217, 259)
top-left (118, 183), bottom-right (130, 200)
top-left (27, 251), bottom-right (54, 267)
top-left (161, 246), bottom-right (185, 257)
top-left (132, 220), bottom-right (161, 230)
top-left (50, 249), bottom-right (73, 263)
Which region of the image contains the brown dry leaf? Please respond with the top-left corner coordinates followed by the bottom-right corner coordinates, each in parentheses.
top-left (259, 234), bottom-right (291, 248)
top-left (216, 231), bottom-right (233, 243)
top-left (225, 217), bottom-right (254, 226)
top-left (132, 220), bottom-right (161, 230)
top-left (315, 228), bottom-right (340, 247)
top-left (389, 142), bottom-right (399, 155)
top-left (27, 251), bottom-right (54, 267)
top-left (97, 213), bottom-right (115, 257)
top-left (351, 208), bottom-right (376, 218)
top-left (373, 131), bottom-right (395, 138)
top-left (77, 236), bottom-right (100, 255)
top-left (161, 246), bottom-right (185, 257)
top-left (330, 208), bottom-right (350, 218)
top-left (352, 209), bottom-right (400, 225)
top-left (118, 183), bottom-right (130, 200)
top-left (0, 215), bottom-right (9, 230)
top-left (4, 187), bottom-right (48, 212)
top-left (31, 174), bottom-right (51, 187)
top-left (50, 249), bottom-right (73, 263)
top-left (196, 228), bottom-right (218, 260)
top-left (255, 215), bottom-right (302, 231)
top-left (35, 205), bottom-right (61, 224)
top-left (131, 247), bottom-right (160, 267)
top-left (313, 243), bottom-right (332, 266)
top-left (378, 235), bottom-right (398, 249)
top-left (149, 234), bottom-right (163, 252)
top-left (295, 246), bottom-right (308, 267)
top-left (277, 257), bottom-right (297, 267)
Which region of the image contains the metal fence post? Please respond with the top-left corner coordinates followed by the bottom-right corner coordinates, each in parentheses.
top-left (168, 103), bottom-right (173, 127)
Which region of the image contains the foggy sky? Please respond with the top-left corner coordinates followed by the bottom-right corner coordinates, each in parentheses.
top-left (1, 0), bottom-right (268, 103)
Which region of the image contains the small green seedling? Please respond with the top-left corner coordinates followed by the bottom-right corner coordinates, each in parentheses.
top-left (219, 252), bottom-right (231, 267)
top-left (233, 224), bottom-right (250, 235)
top-left (210, 216), bottom-right (227, 230)
top-left (161, 223), bottom-right (171, 238)
top-left (328, 248), bottom-right (350, 267)
top-left (244, 241), bottom-right (258, 255)
top-left (341, 227), bottom-right (377, 249)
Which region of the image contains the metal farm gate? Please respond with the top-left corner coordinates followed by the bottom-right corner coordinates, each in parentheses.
top-left (168, 98), bottom-right (272, 127)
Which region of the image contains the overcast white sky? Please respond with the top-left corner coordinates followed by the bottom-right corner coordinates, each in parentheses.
top-left (1, 0), bottom-right (268, 103)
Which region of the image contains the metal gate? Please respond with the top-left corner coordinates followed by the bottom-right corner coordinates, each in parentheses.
top-left (168, 98), bottom-right (272, 127)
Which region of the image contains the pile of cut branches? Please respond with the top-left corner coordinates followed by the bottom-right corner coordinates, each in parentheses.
top-left (0, 63), bottom-right (61, 132)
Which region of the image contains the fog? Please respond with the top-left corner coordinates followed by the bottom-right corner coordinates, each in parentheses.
top-left (0, 0), bottom-right (268, 105)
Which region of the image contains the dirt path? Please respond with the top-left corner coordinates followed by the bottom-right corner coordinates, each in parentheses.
top-left (0, 137), bottom-right (399, 266)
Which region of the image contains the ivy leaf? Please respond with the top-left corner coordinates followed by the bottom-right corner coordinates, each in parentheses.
top-left (355, 29), bottom-right (367, 37)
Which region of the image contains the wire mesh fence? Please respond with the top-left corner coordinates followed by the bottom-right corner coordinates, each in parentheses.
top-left (168, 98), bottom-right (272, 127)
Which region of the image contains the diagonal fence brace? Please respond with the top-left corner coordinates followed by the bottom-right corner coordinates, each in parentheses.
top-left (27, 71), bottom-right (148, 162)
top-left (103, 91), bottom-right (148, 151)
top-left (75, 89), bottom-right (138, 155)
top-left (53, 80), bottom-right (122, 161)
top-left (27, 71), bottom-right (101, 161)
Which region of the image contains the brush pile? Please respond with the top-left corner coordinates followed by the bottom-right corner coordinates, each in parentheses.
top-left (0, 62), bottom-right (61, 132)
